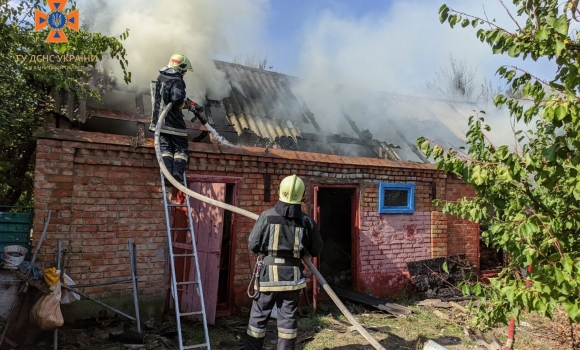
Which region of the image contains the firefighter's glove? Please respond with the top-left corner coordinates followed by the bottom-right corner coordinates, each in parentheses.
top-left (187, 101), bottom-right (204, 113)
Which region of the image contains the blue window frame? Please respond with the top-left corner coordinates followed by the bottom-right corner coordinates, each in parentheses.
top-left (378, 183), bottom-right (415, 214)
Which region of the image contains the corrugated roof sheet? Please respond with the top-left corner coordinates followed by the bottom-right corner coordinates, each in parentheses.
top-left (216, 61), bottom-right (311, 142)
top-left (227, 113), bottom-right (301, 141)
top-left (379, 93), bottom-right (480, 143)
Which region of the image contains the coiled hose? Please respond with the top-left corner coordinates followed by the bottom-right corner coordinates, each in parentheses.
top-left (154, 103), bottom-right (386, 350)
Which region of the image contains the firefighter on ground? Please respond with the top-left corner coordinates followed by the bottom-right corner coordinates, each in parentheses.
top-left (150, 53), bottom-right (208, 185)
top-left (245, 175), bottom-right (323, 350)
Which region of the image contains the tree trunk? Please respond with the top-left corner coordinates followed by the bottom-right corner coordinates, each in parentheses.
top-left (3, 141), bottom-right (36, 206)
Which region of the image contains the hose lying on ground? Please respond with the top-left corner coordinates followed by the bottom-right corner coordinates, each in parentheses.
top-left (154, 103), bottom-right (386, 350)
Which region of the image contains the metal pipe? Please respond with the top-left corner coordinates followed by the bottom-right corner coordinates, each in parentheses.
top-left (154, 104), bottom-right (386, 350)
top-left (61, 284), bottom-right (136, 322)
top-left (128, 239), bottom-right (141, 333)
top-left (30, 210), bottom-right (52, 272)
top-left (54, 241), bottom-right (62, 350)
top-left (69, 277), bottom-right (134, 288)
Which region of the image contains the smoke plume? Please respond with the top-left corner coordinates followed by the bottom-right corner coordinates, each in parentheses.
top-left (290, 0), bottom-right (551, 151)
top-left (78, 0), bottom-right (551, 158)
top-left (78, 0), bottom-right (268, 103)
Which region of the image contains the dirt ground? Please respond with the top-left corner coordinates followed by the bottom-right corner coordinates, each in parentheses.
top-left (8, 300), bottom-right (580, 350)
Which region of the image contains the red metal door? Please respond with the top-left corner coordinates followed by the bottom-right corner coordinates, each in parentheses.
top-left (171, 182), bottom-right (226, 325)
top-left (189, 182), bottom-right (225, 325)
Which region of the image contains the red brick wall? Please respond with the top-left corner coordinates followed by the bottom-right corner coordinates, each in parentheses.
top-left (33, 131), bottom-right (480, 306)
top-left (356, 176), bottom-right (447, 296)
top-left (445, 176), bottom-right (479, 267)
top-left (34, 140), bottom-right (167, 298)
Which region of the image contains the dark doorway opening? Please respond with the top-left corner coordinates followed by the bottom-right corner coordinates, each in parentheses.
top-left (218, 184), bottom-right (235, 306)
top-left (479, 225), bottom-right (505, 270)
top-left (317, 188), bottom-right (356, 288)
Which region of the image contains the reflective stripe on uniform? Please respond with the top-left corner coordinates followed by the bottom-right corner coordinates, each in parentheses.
top-left (293, 227), bottom-right (301, 258)
top-left (247, 325), bottom-right (266, 338)
top-left (159, 82), bottom-right (166, 111)
top-left (278, 327), bottom-right (297, 334)
top-left (273, 224), bottom-right (280, 253)
top-left (272, 224), bottom-right (280, 282)
top-left (268, 224), bottom-right (276, 252)
top-left (278, 327), bottom-right (298, 339)
top-left (257, 282), bottom-right (306, 292)
top-left (162, 152), bottom-right (174, 158)
top-left (149, 126), bottom-right (188, 137)
top-left (161, 129), bottom-right (188, 137)
top-left (174, 153), bottom-right (188, 161)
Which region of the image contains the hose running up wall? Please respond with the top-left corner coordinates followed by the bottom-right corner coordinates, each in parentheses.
top-left (154, 103), bottom-right (386, 350)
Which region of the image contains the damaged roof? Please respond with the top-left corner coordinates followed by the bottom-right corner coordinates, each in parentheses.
top-left (209, 62), bottom-right (401, 160)
top-left (52, 60), bottom-right (500, 163)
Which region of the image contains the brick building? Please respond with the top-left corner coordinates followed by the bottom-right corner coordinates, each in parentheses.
top-left (32, 61), bottom-right (481, 321)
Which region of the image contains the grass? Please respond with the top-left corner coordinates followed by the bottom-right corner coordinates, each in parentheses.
top-left (46, 299), bottom-right (580, 349)
top-left (294, 303), bottom-right (473, 350)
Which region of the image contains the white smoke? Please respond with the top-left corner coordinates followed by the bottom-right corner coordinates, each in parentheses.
top-left (78, 0), bottom-right (268, 103)
top-left (290, 0), bottom-right (554, 151)
top-left (77, 0), bottom-right (552, 158)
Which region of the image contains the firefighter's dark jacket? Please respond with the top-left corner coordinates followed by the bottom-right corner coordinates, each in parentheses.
top-left (149, 67), bottom-right (188, 137)
top-left (248, 201), bottom-right (323, 292)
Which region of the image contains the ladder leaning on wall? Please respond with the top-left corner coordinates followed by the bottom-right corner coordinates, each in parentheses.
top-left (160, 171), bottom-right (211, 350)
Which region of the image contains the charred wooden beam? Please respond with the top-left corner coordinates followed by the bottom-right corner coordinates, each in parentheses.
top-left (87, 107), bottom-right (208, 131)
top-left (392, 127), bottom-right (430, 164)
top-left (135, 94), bottom-right (145, 115)
top-left (341, 108), bottom-right (379, 157)
top-left (295, 96), bottom-right (322, 132)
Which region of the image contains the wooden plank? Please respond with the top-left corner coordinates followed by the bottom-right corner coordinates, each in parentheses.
top-left (449, 301), bottom-right (469, 314)
top-left (13, 270), bottom-right (50, 295)
top-left (32, 127), bottom-right (221, 154)
top-left (86, 107), bottom-right (208, 131)
top-left (329, 284), bottom-right (412, 317)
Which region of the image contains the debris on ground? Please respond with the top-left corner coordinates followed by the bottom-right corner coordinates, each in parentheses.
top-left (406, 255), bottom-right (476, 300)
top-left (329, 284), bottom-right (413, 317)
top-left (422, 339), bottom-right (450, 350)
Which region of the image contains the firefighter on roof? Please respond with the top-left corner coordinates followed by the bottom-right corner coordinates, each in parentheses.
top-left (245, 175), bottom-right (323, 350)
top-left (150, 53), bottom-right (208, 185)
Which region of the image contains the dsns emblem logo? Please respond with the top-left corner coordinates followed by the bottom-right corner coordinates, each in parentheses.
top-left (35, 0), bottom-right (79, 43)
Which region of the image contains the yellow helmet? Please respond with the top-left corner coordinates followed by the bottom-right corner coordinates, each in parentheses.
top-left (168, 53), bottom-right (193, 75)
top-left (279, 175), bottom-right (305, 204)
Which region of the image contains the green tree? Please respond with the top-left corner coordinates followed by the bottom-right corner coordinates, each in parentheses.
top-left (0, 0), bottom-right (130, 206)
top-left (418, 0), bottom-right (580, 326)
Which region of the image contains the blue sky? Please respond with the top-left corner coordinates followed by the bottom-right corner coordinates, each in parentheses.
top-left (262, 0), bottom-right (396, 75)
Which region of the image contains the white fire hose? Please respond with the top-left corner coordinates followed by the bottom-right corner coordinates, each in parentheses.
top-left (154, 103), bottom-right (386, 350)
